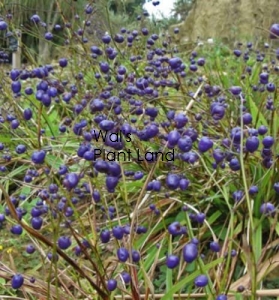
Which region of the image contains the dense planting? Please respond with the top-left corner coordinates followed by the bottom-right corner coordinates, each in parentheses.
top-left (1, 2), bottom-right (279, 300)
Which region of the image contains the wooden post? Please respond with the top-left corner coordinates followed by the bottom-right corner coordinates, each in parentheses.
top-left (12, 30), bottom-right (21, 69)
top-left (7, 29), bottom-right (21, 69)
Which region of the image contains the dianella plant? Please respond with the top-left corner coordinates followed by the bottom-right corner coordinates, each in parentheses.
top-left (0, 1), bottom-right (279, 300)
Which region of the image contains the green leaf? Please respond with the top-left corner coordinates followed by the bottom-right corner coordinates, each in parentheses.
top-left (161, 258), bottom-right (223, 300)
top-left (166, 237), bottom-right (173, 300)
top-left (247, 95), bottom-right (268, 128)
top-left (253, 218), bottom-right (262, 263)
top-left (45, 154), bottom-right (64, 170)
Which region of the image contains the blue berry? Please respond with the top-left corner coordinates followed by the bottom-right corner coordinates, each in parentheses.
top-left (117, 247), bottom-right (129, 262)
top-left (198, 137), bottom-right (213, 153)
top-left (216, 295), bottom-right (227, 300)
top-left (260, 202), bottom-right (275, 216)
top-left (249, 185), bottom-right (258, 195)
top-left (107, 279), bottom-right (117, 291)
top-left (183, 243), bottom-right (198, 263)
top-left (112, 226), bottom-right (124, 240)
top-left (166, 254), bottom-right (179, 269)
top-left (121, 272), bottom-right (131, 284)
top-left (11, 224), bottom-right (23, 235)
top-left (31, 150), bottom-right (46, 164)
top-left (245, 136), bottom-right (259, 153)
top-left (210, 241), bottom-right (220, 252)
top-left (11, 274), bottom-right (24, 289)
top-left (57, 236), bottom-right (71, 250)
top-left (262, 136), bottom-right (274, 148)
top-left (63, 173), bottom-right (79, 190)
top-left (26, 244), bottom-right (36, 254)
top-left (274, 182), bottom-right (279, 193)
top-left (131, 250), bottom-right (141, 263)
top-left (194, 274), bottom-right (208, 287)
top-left (166, 173), bottom-right (180, 190)
top-left (59, 58), bottom-right (68, 68)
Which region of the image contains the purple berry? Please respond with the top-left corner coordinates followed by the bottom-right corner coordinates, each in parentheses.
top-left (166, 173), bottom-right (180, 190)
top-left (174, 113), bottom-right (188, 128)
top-left (0, 214), bottom-right (5, 222)
top-left (210, 241), bottom-right (220, 252)
top-left (259, 72), bottom-right (269, 84)
top-left (107, 279), bottom-right (117, 291)
top-left (194, 274), bottom-right (208, 287)
top-left (197, 57), bottom-right (205, 66)
top-left (232, 190), bottom-right (244, 202)
top-left (45, 32), bottom-right (53, 40)
top-left (260, 202), bottom-right (275, 216)
top-left (179, 178), bottom-right (190, 190)
top-left (16, 144), bottom-right (26, 154)
top-left (11, 274), bottom-right (24, 289)
top-left (92, 190), bottom-right (101, 203)
top-left (47, 252), bottom-right (59, 262)
top-left (112, 226), bottom-right (124, 240)
top-left (166, 254), bottom-right (180, 269)
top-left (83, 151), bottom-right (95, 161)
top-left (102, 34), bottom-right (111, 44)
top-left (106, 176), bottom-right (119, 193)
top-left (30, 14), bottom-right (40, 23)
top-left (270, 24), bottom-right (279, 39)
top-left (134, 171), bottom-right (144, 180)
top-left (0, 21), bottom-right (8, 30)
top-left (229, 157), bottom-right (240, 171)
top-left (30, 277), bottom-right (35, 283)
top-left (31, 217), bottom-right (43, 230)
top-left (249, 185), bottom-right (258, 195)
top-left (266, 83), bottom-right (276, 92)
top-left (11, 119), bottom-right (20, 129)
top-left (59, 58), bottom-right (68, 68)
top-left (100, 229), bottom-right (110, 243)
top-left (23, 108), bottom-right (33, 120)
top-left (11, 224), bottom-right (23, 235)
top-left (99, 61), bottom-right (110, 73)
top-left (211, 104), bottom-right (225, 120)
top-left (131, 250), bottom-right (141, 262)
top-left (11, 81), bottom-right (21, 93)
top-left (216, 295), bottom-right (227, 300)
top-left (85, 4), bottom-right (94, 14)
top-left (57, 236), bottom-right (71, 250)
top-left (183, 243), bottom-right (198, 263)
top-left (168, 221), bottom-right (186, 236)
top-left (114, 34), bottom-right (124, 43)
top-left (31, 150), bottom-right (46, 164)
top-left (258, 125), bottom-right (268, 135)
top-left (26, 244), bottom-right (36, 254)
top-left (213, 148), bottom-right (225, 163)
top-left (168, 57), bottom-right (182, 69)
top-left (198, 137), bottom-right (213, 153)
top-left (196, 212), bottom-right (206, 224)
top-left (31, 207), bottom-right (42, 218)
top-left (121, 272), bottom-right (131, 284)
top-left (233, 49), bottom-right (242, 57)
top-left (10, 69), bottom-right (20, 81)
top-left (63, 173), bottom-right (79, 190)
top-left (190, 64), bottom-right (198, 72)
top-left (117, 247), bottom-right (129, 262)
top-left (273, 182), bottom-right (279, 193)
top-left (230, 86), bottom-right (242, 96)
top-left (245, 136), bottom-right (259, 153)
top-left (262, 136), bottom-right (274, 148)
top-left (242, 113), bottom-right (252, 125)
top-left (178, 136), bottom-right (192, 152)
